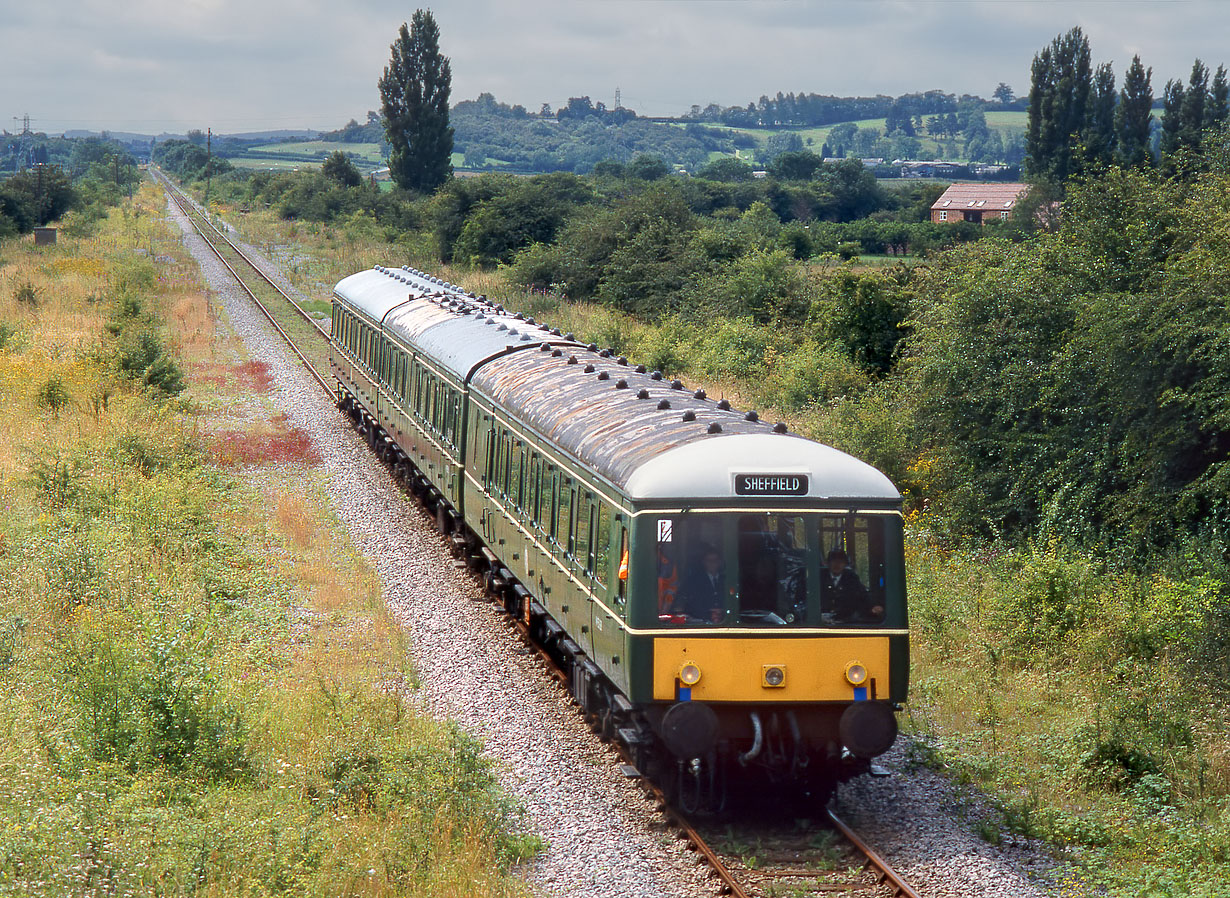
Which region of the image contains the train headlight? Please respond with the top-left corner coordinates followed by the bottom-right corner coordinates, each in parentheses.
top-left (762, 665), bottom-right (786, 688)
top-left (679, 662), bottom-right (702, 686)
top-left (844, 661), bottom-right (869, 686)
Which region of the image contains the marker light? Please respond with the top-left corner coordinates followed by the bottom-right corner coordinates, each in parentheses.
top-left (763, 665), bottom-right (786, 688)
top-left (679, 662), bottom-right (702, 686)
top-left (844, 661), bottom-right (868, 686)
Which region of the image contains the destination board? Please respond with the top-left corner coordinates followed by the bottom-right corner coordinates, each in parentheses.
top-left (734, 473), bottom-right (809, 496)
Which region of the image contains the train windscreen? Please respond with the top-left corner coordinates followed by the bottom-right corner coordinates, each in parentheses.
top-left (654, 512), bottom-right (892, 628)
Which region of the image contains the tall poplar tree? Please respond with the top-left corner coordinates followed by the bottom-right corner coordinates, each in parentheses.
top-left (1025, 27), bottom-right (1093, 181)
top-left (1159, 79), bottom-right (1186, 159)
top-left (379, 10), bottom-right (454, 192)
top-left (1115, 55), bottom-right (1154, 167)
top-left (1178, 59), bottom-right (1210, 153)
top-left (1084, 62), bottom-right (1117, 166)
top-left (1210, 65), bottom-right (1230, 125)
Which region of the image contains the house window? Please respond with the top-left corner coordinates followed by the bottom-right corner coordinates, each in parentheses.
top-left (1002, 211), bottom-right (1012, 221)
top-left (938, 210), bottom-right (947, 221)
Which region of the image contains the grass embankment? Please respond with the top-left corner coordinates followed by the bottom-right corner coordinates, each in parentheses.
top-left (206, 199), bottom-right (1230, 896)
top-left (0, 184), bottom-right (535, 896)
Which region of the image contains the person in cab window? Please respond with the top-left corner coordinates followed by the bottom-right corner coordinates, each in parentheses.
top-left (675, 547), bottom-right (726, 623)
top-left (822, 549), bottom-right (883, 623)
top-left (657, 548), bottom-right (679, 614)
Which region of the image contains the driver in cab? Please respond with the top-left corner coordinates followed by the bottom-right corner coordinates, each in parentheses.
top-left (674, 547), bottom-right (727, 624)
top-left (822, 549), bottom-right (884, 623)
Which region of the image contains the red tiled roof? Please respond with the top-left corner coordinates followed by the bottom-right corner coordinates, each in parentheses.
top-left (930, 182), bottom-right (1027, 212)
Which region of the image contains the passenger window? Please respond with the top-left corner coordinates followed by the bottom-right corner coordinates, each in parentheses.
top-left (510, 444), bottom-right (523, 509)
top-left (558, 479), bottom-right (573, 550)
top-left (575, 495), bottom-right (591, 571)
top-left (594, 503), bottom-right (611, 586)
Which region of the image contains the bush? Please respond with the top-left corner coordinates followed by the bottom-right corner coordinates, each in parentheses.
top-left (35, 376), bottom-right (69, 418)
top-left (13, 280), bottom-right (42, 308)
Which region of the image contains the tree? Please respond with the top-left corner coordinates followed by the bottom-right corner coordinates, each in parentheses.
top-left (1084, 62), bottom-right (1117, 166)
top-left (768, 150), bottom-right (823, 181)
top-left (696, 157), bottom-right (754, 181)
top-left (1179, 59), bottom-right (1210, 153)
top-left (627, 154), bottom-right (670, 181)
top-left (322, 150), bottom-right (362, 187)
top-left (993, 82), bottom-right (1015, 105)
top-left (1159, 79), bottom-right (1185, 159)
top-left (1115, 55), bottom-right (1154, 167)
top-left (379, 10), bottom-right (454, 193)
top-left (1025, 27), bottom-right (1093, 181)
top-left (1210, 65), bottom-right (1230, 125)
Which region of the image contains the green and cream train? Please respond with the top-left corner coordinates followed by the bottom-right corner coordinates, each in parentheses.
top-left (331, 265), bottom-right (908, 808)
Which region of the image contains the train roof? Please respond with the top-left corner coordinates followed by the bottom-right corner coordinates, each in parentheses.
top-left (334, 267), bottom-right (578, 382)
top-left (334, 267), bottom-right (901, 505)
top-left (470, 338), bottom-right (900, 504)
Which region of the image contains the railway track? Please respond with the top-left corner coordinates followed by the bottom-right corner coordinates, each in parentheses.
top-left (155, 170), bottom-right (335, 395)
top-left (157, 172), bottom-right (922, 898)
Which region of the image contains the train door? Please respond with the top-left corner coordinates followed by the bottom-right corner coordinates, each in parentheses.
top-left (591, 513), bottom-right (625, 674)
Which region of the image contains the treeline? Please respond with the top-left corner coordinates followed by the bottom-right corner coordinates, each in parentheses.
top-left (683, 88), bottom-right (1016, 128)
top-left (1026, 26), bottom-right (1228, 179)
top-left (0, 137), bottom-right (141, 237)
top-left (449, 94), bottom-right (728, 173)
top-left (152, 140), bottom-right (233, 182)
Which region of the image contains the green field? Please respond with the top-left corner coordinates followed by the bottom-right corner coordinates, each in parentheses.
top-left (230, 140), bottom-right (387, 172)
top-left (704, 111), bottom-right (1029, 163)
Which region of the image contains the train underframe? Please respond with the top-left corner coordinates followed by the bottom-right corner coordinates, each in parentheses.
top-left (338, 388), bottom-right (896, 814)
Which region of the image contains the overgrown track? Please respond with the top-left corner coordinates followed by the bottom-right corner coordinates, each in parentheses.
top-left (155, 170), bottom-right (335, 394)
top-left (158, 172), bottom-right (922, 898)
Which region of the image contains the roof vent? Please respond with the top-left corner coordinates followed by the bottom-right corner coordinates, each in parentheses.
top-left (634, 364), bottom-right (647, 374)
top-left (567, 355), bottom-right (578, 365)
top-left (565, 333), bottom-right (575, 341)
top-left (615, 378), bottom-right (629, 389)
top-left (514, 313), bottom-right (525, 320)
top-left (671, 380), bottom-right (683, 390)
top-left (539, 324), bottom-right (551, 332)
top-left (682, 410), bottom-right (697, 422)
top-left (650, 371), bottom-right (663, 381)
top-left (539, 343), bottom-right (552, 351)
top-left (717, 399), bottom-right (731, 410)
top-left (475, 313), bottom-right (486, 320)
top-left (597, 370), bottom-right (610, 380)
top-left (617, 356), bottom-right (628, 366)
top-left (587, 343), bottom-right (598, 352)
top-left (773, 422), bottom-right (789, 433)
top-left (495, 304), bottom-right (505, 312)
top-left (657, 399), bottom-right (671, 410)
top-left (693, 389), bottom-right (706, 400)
top-left (636, 389), bottom-right (650, 399)
top-left (584, 363), bottom-right (595, 373)
top-left (526, 317), bottom-right (535, 324)
top-left (599, 349), bottom-right (612, 358)
top-left (551, 348), bottom-right (563, 357)
top-left (745, 411), bottom-right (759, 422)
top-left (496, 324), bottom-right (508, 332)
top-left (551, 328), bottom-right (562, 336)
top-left (520, 334), bottom-right (533, 341)
top-left (707, 422), bottom-right (723, 434)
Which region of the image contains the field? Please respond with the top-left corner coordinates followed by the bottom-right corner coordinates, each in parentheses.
top-left (229, 140), bottom-right (387, 172)
top-left (0, 184), bottom-right (537, 896)
top-left (705, 110), bottom-right (1029, 163)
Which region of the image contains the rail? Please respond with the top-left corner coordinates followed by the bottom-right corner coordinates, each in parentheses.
top-left (157, 169), bottom-right (920, 898)
top-left (154, 170), bottom-right (335, 396)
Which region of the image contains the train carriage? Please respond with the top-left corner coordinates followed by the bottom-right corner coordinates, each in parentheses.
top-left (331, 265), bottom-right (908, 809)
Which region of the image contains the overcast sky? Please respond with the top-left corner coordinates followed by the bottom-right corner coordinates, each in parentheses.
top-left (4, 0), bottom-right (1228, 135)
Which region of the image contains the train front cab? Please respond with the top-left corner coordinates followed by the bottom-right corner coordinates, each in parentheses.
top-left (625, 503), bottom-right (907, 780)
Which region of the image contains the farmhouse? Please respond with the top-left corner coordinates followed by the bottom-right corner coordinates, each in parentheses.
top-left (930, 182), bottom-right (1027, 224)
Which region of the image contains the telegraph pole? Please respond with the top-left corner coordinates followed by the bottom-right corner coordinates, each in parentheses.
top-left (204, 127), bottom-right (212, 206)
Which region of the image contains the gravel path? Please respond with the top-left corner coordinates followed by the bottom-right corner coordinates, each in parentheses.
top-left (165, 187), bottom-right (1063, 898)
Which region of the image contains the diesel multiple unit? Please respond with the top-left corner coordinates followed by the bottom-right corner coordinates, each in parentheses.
top-left (331, 265), bottom-right (908, 808)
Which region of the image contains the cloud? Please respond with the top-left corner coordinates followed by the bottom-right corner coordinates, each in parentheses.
top-left (5, 0), bottom-right (1230, 134)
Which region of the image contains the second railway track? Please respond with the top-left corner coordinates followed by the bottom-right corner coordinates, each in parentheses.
top-left (157, 171), bottom-right (923, 898)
